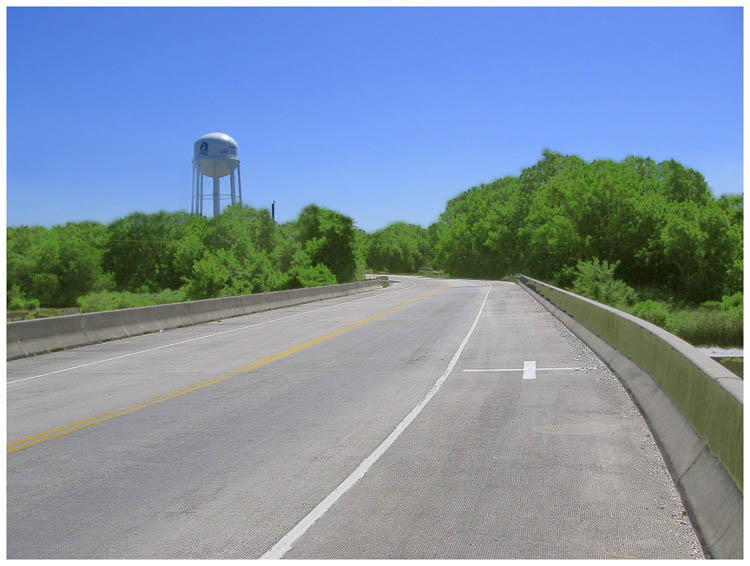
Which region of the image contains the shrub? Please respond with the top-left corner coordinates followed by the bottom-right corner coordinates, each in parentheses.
top-left (630, 300), bottom-right (671, 327)
top-left (719, 292), bottom-right (743, 318)
top-left (7, 285), bottom-right (40, 310)
top-left (721, 292), bottom-right (743, 309)
top-left (571, 258), bottom-right (638, 309)
top-left (295, 264), bottom-right (337, 288)
top-left (699, 300), bottom-right (723, 311)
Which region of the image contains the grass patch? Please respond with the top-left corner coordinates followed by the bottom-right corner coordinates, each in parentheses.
top-left (630, 299), bottom-right (741, 346)
top-left (629, 300), bottom-right (743, 348)
top-left (663, 308), bottom-right (743, 347)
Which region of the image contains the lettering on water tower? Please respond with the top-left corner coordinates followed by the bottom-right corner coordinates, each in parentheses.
top-left (198, 142), bottom-right (237, 157)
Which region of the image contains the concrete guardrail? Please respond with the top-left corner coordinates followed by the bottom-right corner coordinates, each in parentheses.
top-left (512, 275), bottom-right (742, 559)
top-left (7, 278), bottom-right (389, 361)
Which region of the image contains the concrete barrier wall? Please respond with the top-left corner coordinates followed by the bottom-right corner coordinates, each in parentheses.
top-left (7, 279), bottom-right (387, 361)
top-left (514, 276), bottom-right (742, 558)
top-left (6, 314), bottom-right (88, 360)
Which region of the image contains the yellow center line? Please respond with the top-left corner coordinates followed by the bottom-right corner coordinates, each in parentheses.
top-left (8, 285), bottom-right (450, 454)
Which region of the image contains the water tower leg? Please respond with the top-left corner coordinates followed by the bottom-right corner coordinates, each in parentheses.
top-left (199, 174), bottom-right (204, 216)
top-left (191, 166), bottom-right (196, 214)
top-left (193, 169), bottom-right (200, 214)
top-left (213, 177), bottom-right (221, 217)
top-left (230, 170), bottom-right (236, 205)
top-left (237, 163), bottom-right (243, 205)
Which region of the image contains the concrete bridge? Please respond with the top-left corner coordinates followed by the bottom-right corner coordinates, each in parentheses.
top-left (6, 276), bottom-right (742, 558)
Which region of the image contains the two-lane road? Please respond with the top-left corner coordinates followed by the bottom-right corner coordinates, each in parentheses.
top-left (7, 277), bottom-right (703, 558)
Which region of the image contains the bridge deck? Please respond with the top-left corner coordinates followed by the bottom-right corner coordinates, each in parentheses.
top-left (7, 277), bottom-right (703, 558)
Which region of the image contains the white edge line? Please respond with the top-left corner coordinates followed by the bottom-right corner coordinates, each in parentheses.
top-left (8, 280), bottom-right (419, 386)
top-left (259, 282), bottom-right (493, 559)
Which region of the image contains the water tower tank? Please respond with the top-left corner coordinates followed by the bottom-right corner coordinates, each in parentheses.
top-left (190, 132), bottom-right (243, 217)
top-left (193, 132), bottom-right (240, 178)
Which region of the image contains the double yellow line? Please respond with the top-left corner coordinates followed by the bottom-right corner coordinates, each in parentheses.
top-left (8, 286), bottom-right (448, 454)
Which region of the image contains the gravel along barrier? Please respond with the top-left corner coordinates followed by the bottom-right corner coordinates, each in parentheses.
top-left (511, 276), bottom-right (742, 559)
top-left (7, 278), bottom-right (389, 361)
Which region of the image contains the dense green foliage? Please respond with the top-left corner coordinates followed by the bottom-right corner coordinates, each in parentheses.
top-left (7, 222), bottom-right (112, 307)
top-left (567, 258), bottom-right (742, 346)
top-left (7, 204), bottom-right (363, 310)
top-left (367, 222), bottom-right (432, 273)
top-left (432, 151), bottom-right (742, 306)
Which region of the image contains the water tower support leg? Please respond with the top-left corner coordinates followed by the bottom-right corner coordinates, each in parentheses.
top-left (199, 174), bottom-right (204, 216)
top-left (191, 166), bottom-right (196, 214)
top-left (230, 171), bottom-right (236, 205)
top-left (213, 177), bottom-right (221, 217)
top-left (237, 164), bottom-right (243, 205)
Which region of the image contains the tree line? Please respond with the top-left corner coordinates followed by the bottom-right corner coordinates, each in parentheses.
top-left (7, 151), bottom-right (742, 315)
top-left (430, 151), bottom-right (742, 304)
top-left (7, 204), bottom-right (365, 309)
top-left (371, 151), bottom-right (742, 305)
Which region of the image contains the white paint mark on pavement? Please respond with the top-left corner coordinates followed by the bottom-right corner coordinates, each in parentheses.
top-left (522, 360), bottom-right (536, 380)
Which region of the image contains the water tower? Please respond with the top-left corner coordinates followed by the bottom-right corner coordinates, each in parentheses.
top-left (191, 132), bottom-right (243, 216)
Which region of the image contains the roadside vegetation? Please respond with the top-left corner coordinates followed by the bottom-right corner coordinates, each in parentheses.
top-left (566, 258), bottom-right (743, 347)
top-left (7, 150), bottom-right (742, 348)
top-left (7, 204), bottom-right (364, 317)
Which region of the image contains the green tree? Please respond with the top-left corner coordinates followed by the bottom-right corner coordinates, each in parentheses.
top-left (716, 194), bottom-right (743, 295)
top-left (368, 222), bottom-right (431, 273)
top-left (167, 213), bottom-right (210, 288)
top-left (656, 201), bottom-right (737, 303)
top-left (7, 225), bottom-right (47, 303)
top-left (433, 176), bottom-right (528, 279)
top-left (296, 205), bottom-right (358, 283)
top-left (7, 222), bottom-right (109, 307)
top-left (205, 204), bottom-right (276, 256)
top-left (353, 228), bottom-right (371, 276)
top-left (104, 211), bottom-right (177, 292)
top-left (182, 249), bottom-right (236, 300)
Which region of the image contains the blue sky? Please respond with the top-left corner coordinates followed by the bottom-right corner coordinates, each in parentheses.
top-left (6, 6), bottom-right (743, 232)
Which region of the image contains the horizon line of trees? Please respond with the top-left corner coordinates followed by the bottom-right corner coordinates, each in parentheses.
top-left (7, 150), bottom-right (743, 311)
top-left (7, 204), bottom-right (365, 309)
top-left (369, 151), bottom-right (742, 305)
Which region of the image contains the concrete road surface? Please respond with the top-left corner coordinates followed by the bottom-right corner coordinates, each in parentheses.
top-left (7, 277), bottom-right (703, 558)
